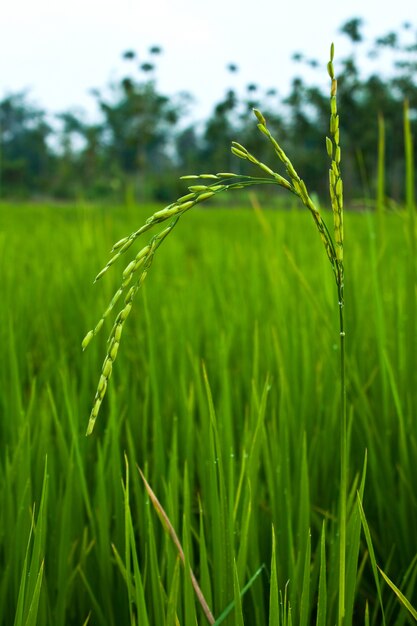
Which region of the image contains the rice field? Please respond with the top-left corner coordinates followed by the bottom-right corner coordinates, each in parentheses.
top-left (1, 198), bottom-right (416, 625)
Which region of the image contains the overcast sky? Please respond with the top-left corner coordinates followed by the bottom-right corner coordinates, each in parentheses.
top-left (1, 0), bottom-right (415, 122)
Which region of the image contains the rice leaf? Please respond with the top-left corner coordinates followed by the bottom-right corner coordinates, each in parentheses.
top-left (269, 526), bottom-right (280, 626)
top-left (316, 522), bottom-right (327, 626)
top-left (357, 493), bottom-right (387, 625)
top-left (378, 567), bottom-right (417, 622)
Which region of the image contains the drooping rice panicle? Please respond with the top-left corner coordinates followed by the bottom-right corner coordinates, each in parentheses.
top-left (84, 181), bottom-right (265, 432)
top-left (85, 216), bottom-right (179, 435)
top-left (84, 47), bottom-right (344, 436)
top-left (327, 43), bottom-right (344, 284)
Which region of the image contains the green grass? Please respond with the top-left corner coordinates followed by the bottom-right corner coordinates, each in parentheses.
top-left (1, 197), bottom-right (416, 625)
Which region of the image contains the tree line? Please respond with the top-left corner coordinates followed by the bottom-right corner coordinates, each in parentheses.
top-left (1, 18), bottom-right (416, 205)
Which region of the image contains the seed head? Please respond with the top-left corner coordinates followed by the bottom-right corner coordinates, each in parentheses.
top-left (257, 123), bottom-right (269, 136)
top-left (82, 330), bottom-right (94, 351)
top-left (122, 260), bottom-right (136, 280)
top-left (114, 324), bottom-right (123, 343)
top-left (153, 206), bottom-right (181, 220)
top-left (102, 357), bottom-right (113, 378)
top-left (231, 146), bottom-right (248, 159)
top-left (120, 303), bottom-right (132, 322)
top-left (177, 192), bottom-right (196, 204)
top-left (196, 191), bottom-right (216, 202)
top-left (326, 137), bottom-right (333, 158)
top-left (109, 339), bottom-right (119, 361)
top-left (253, 109), bottom-right (267, 125)
top-left (111, 236), bottom-right (130, 252)
top-left (188, 185), bottom-right (210, 192)
top-left (94, 319), bottom-right (104, 334)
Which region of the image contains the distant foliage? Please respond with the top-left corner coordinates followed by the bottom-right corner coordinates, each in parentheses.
top-left (1, 20), bottom-right (417, 202)
top-left (0, 92), bottom-right (51, 196)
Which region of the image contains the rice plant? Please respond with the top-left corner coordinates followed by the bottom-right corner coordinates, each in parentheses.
top-left (82, 44), bottom-right (355, 624)
top-left (1, 44), bottom-right (416, 626)
top-left (83, 45), bottom-right (344, 440)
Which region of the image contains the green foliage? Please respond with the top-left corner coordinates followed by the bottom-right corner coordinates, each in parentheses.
top-left (1, 198), bottom-right (416, 624)
top-left (1, 30), bottom-right (417, 626)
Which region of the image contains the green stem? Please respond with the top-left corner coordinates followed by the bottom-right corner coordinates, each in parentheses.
top-left (338, 277), bottom-right (347, 626)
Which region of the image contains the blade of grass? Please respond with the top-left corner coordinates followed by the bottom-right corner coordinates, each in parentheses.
top-left (232, 560), bottom-right (245, 626)
top-left (345, 451), bottom-right (367, 625)
top-left (181, 465), bottom-right (198, 626)
top-left (81, 613), bottom-right (92, 626)
top-left (13, 521), bottom-right (34, 626)
top-left (213, 565), bottom-right (266, 625)
top-left (365, 602), bottom-right (370, 626)
top-left (122, 454), bottom-right (134, 625)
top-left (299, 530), bottom-right (311, 626)
top-left (76, 566), bottom-right (108, 626)
top-left (138, 466), bottom-right (215, 624)
top-left (357, 493), bottom-right (387, 625)
top-left (22, 561), bottom-right (44, 626)
top-left (316, 522), bottom-right (327, 626)
top-left (201, 362), bottom-right (233, 613)
top-left (166, 557), bottom-right (181, 626)
top-left (378, 568), bottom-right (417, 622)
top-left (198, 496), bottom-right (213, 614)
top-left (13, 457), bottom-right (48, 626)
top-left (269, 527), bottom-right (280, 626)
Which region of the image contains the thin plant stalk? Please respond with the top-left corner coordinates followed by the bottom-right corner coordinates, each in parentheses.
top-left (338, 276), bottom-right (347, 626)
top-left (327, 46), bottom-right (347, 626)
top-left (404, 100), bottom-right (416, 400)
top-left (377, 113), bottom-right (385, 215)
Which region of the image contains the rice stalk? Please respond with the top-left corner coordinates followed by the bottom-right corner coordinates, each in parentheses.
top-left (326, 44), bottom-right (347, 626)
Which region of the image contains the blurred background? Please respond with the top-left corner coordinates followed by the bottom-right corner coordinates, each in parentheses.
top-left (1, 0), bottom-right (416, 204)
